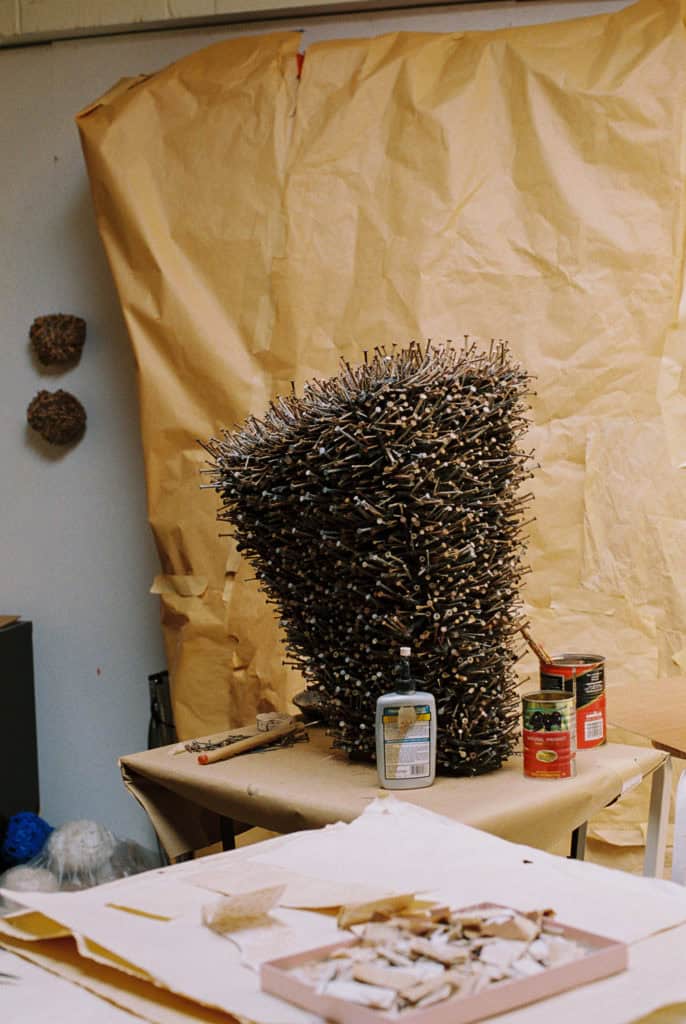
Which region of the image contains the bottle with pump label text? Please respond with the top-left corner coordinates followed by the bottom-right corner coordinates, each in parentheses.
top-left (375, 646), bottom-right (437, 790)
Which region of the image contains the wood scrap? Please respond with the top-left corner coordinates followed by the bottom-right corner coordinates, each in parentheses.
top-left (337, 893), bottom-right (415, 928)
top-left (290, 901), bottom-right (588, 1016)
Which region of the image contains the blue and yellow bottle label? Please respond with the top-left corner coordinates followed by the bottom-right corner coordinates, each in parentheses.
top-left (382, 704), bottom-right (432, 780)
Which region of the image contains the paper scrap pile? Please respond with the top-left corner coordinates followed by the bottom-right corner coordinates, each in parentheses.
top-left (291, 903), bottom-right (584, 1014)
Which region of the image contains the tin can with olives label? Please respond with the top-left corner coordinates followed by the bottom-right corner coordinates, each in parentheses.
top-left (540, 653), bottom-right (606, 749)
top-left (522, 690), bottom-right (577, 779)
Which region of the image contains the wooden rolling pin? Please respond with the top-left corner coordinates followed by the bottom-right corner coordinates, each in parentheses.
top-left (197, 719), bottom-right (305, 765)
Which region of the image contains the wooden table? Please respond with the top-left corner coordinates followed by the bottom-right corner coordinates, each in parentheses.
top-left (608, 678), bottom-right (686, 883)
top-left (119, 726), bottom-right (665, 865)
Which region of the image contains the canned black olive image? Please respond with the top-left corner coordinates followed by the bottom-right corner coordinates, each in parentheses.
top-left (523, 690), bottom-right (576, 779)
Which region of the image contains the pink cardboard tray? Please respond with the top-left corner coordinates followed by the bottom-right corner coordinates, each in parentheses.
top-left (259, 903), bottom-right (627, 1024)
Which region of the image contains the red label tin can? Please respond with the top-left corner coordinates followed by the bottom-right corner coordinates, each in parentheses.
top-left (540, 653), bottom-right (606, 749)
top-left (522, 690), bottom-right (576, 779)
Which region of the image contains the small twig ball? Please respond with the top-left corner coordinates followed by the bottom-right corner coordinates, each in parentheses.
top-left (26, 389), bottom-right (86, 445)
top-left (30, 313), bottom-right (86, 367)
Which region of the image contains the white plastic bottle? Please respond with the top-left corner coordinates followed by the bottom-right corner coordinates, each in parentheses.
top-left (375, 646), bottom-right (437, 789)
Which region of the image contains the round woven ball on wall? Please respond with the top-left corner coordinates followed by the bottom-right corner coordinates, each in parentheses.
top-left (26, 389), bottom-right (86, 445)
top-left (205, 340), bottom-right (535, 776)
top-left (30, 314), bottom-right (86, 367)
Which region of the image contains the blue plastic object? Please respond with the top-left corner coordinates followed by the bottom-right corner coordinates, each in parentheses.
top-left (1, 812), bottom-right (53, 867)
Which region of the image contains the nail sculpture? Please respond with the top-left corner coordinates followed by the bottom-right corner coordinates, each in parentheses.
top-left (203, 339), bottom-right (535, 775)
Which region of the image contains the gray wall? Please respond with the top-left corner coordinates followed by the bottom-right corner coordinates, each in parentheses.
top-left (0, 0), bottom-right (628, 848)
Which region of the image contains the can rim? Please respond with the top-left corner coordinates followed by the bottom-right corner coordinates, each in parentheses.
top-left (522, 690), bottom-right (574, 703)
top-left (540, 653), bottom-right (605, 667)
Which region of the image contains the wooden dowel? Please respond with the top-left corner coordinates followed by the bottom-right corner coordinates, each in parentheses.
top-left (197, 719), bottom-right (304, 764)
top-left (519, 625), bottom-right (553, 665)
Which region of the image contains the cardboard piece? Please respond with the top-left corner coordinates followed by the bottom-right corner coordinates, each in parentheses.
top-left (202, 884), bottom-right (286, 933)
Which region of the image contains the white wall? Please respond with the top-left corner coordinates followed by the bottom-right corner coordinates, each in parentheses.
top-left (0, 0), bottom-right (627, 45)
top-left (0, 0), bottom-right (630, 848)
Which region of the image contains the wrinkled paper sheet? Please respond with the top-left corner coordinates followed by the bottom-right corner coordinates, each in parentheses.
top-left (76, 0), bottom-right (686, 743)
top-left (4, 799), bottom-right (686, 1023)
top-left (0, 945), bottom-right (141, 1024)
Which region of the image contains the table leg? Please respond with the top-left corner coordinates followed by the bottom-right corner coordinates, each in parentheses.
top-left (570, 822), bottom-right (587, 860)
top-left (644, 756), bottom-right (671, 879)
top-left (220, 816), bottom-right (236, 851)
top-left (671, 763), bottom-right (686, 884)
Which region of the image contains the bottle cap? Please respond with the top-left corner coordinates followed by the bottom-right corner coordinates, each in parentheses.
top-left (400, 646), bottom-right (411, 657)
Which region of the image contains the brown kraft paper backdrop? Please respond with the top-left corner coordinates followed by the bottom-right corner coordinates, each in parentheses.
top-left (77, 0), bottom-right (686, 766)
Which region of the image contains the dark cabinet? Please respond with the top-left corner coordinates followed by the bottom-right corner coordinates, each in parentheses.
top-left (0, 620), bottom-right (39, 817)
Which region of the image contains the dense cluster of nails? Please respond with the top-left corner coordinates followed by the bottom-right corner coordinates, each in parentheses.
top-left (203, 340), bottom-right (535, 774)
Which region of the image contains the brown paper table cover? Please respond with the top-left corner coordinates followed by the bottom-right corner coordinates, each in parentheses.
top-left (119, 728), bottom-right (665, 860)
